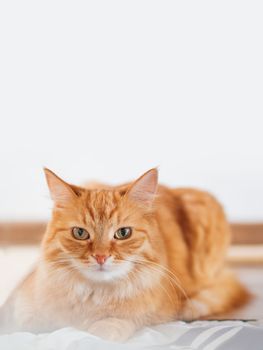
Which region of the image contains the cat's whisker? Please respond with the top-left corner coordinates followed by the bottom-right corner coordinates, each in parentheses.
top-left (140, 267), bottom-right (177, 308)
top-left (126, 256), bottom-right (190, 301)
top-left (121, 256), bottom-right (194, 318)
top-left (130, 260), bottom-right (180, 306)
top-left (123, 267), bottom-right (177, 313)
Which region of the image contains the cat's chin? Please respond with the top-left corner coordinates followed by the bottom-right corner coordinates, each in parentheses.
top-left (79, 260), bottom-right (133, 283)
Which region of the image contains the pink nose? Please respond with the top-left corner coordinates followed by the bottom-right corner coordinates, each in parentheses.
top-left (94, 254), bottom-right (108, 265)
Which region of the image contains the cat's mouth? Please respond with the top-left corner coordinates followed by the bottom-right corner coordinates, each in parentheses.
top-left (95, 264), bottom-right (111, 272)
top-left (77, 259), bottom-right (133, 282)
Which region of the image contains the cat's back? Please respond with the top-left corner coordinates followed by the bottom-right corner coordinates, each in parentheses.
top-left (156, 185), bottom-right (231, 285)
top-left (157, 185), bottom-right (228, 232)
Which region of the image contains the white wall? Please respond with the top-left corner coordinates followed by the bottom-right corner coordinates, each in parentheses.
top-left (0, 1), bottom-right (262, 222)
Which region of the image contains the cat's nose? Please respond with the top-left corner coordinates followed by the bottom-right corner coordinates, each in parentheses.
top-left (93, 254), bottom-right (109, 265)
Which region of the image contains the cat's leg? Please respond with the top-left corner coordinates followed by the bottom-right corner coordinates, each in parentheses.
top-left (181, 271), bottom-right (250, 320)
top-left (86, 317), bottom-right (137, 342)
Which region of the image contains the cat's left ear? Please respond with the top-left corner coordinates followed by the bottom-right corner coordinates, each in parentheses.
top-left (44, 168), bottom-right (79, 206)
top-left (127, 168), bottom-right (158, 207)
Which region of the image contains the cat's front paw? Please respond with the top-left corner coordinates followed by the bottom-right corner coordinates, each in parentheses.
top-left (88, 317), bottom-right (135, 342)
top-left (181, 298), bottom-right (210, 321)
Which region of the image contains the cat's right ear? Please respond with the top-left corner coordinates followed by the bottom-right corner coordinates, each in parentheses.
top-left (44, 168), bottom-right (78, 206)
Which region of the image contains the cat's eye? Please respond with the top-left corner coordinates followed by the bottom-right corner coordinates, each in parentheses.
top-left (114, 227), bottom-right (132, 240)
top-left (72, 227), bottom-right (90, 240)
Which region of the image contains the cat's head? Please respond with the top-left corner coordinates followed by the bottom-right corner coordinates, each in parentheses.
top-left (42, 168), bottom-right (161, 284)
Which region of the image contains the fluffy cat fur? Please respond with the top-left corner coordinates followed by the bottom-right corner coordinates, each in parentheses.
top-left (0, 168), bottom-right (249, 341)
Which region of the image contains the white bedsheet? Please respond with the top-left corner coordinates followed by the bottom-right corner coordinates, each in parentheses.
top-left (1, 321), bottom-right (263, 350)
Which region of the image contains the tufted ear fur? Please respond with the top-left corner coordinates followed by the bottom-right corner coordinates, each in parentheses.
top-left (127, 168), bottom-right (158, 206)
top-left (44, 168), bottom-right (78, 206)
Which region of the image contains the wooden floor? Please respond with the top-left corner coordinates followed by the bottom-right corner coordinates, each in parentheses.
top-left (1, 222), bottom-right (263, 245)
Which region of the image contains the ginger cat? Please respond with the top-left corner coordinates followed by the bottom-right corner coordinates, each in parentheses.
top-left (1, 168), bottom-right (249, 341)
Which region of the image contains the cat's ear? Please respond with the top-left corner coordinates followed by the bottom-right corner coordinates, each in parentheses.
top-left (44, 168), bottom-right (78, 205)
top-left (127, 168), bottom-right (158, 206)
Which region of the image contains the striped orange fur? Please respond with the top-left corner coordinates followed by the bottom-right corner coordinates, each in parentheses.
top-left (1, 168), bottom-right (249, 341)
